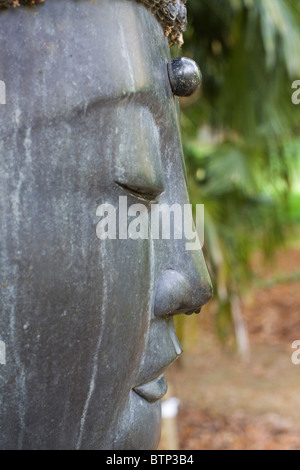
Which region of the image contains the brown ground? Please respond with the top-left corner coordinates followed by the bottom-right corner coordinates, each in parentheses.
top-left (159, 242), bottom-right (300, 450)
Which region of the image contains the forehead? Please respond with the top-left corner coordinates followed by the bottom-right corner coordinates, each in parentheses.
top-left (0, 0), bottom-right (172, 128)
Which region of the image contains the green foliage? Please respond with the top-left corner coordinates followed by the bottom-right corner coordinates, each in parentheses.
top-left (176, 0), bottom-right (300, 344)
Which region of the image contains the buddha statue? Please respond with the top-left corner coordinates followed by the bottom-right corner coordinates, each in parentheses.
top-left (0, 0), bottom-right (212, 449)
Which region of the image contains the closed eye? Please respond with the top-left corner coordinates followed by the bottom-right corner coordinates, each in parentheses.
top-left (115, 181), bottom-right (163, 202)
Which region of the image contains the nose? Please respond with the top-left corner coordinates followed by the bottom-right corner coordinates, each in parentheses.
top-left (154, 251), bottom-right (213, 318)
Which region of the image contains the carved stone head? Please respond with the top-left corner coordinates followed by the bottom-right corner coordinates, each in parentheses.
top-left (0, 0), bottom-right (212, 449)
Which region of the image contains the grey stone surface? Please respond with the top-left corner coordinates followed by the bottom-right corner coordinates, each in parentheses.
top-left (0, 0), bottom-right (212, 449)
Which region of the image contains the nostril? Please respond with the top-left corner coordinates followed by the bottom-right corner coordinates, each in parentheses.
top-left (185, 308), bottom-right (201, 316)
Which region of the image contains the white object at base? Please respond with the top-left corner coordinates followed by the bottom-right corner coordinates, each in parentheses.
top-left (162, 398), bottom-right (180, 419)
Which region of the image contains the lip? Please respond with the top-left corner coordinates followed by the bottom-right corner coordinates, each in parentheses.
top-left (132, 318), bottom-right (182, 404)
top-left (133, 374), bottom-right (168, 403)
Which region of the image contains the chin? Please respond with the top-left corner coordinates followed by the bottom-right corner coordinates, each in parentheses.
top-left (111, 390), bottom-right (162, 450)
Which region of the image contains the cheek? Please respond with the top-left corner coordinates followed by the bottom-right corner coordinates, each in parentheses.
top-left (98, 237), bottom-right (152, 368)
top-left (94, 237), bottom-right (153, 401)
top-left (68, 236), bottom-right (153, 449)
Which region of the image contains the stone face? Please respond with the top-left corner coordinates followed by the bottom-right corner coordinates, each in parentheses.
top-left (0, 0), bottom-right (212, 450)
top-left (0, 0), bottom-right (187, 46)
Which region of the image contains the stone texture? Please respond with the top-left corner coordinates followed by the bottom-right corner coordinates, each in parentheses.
top-left (0, 0), bottom-right (187, 46)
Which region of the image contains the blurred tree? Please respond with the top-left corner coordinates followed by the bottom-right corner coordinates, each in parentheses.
top-left (175, 0), bottom-right (300, 358)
